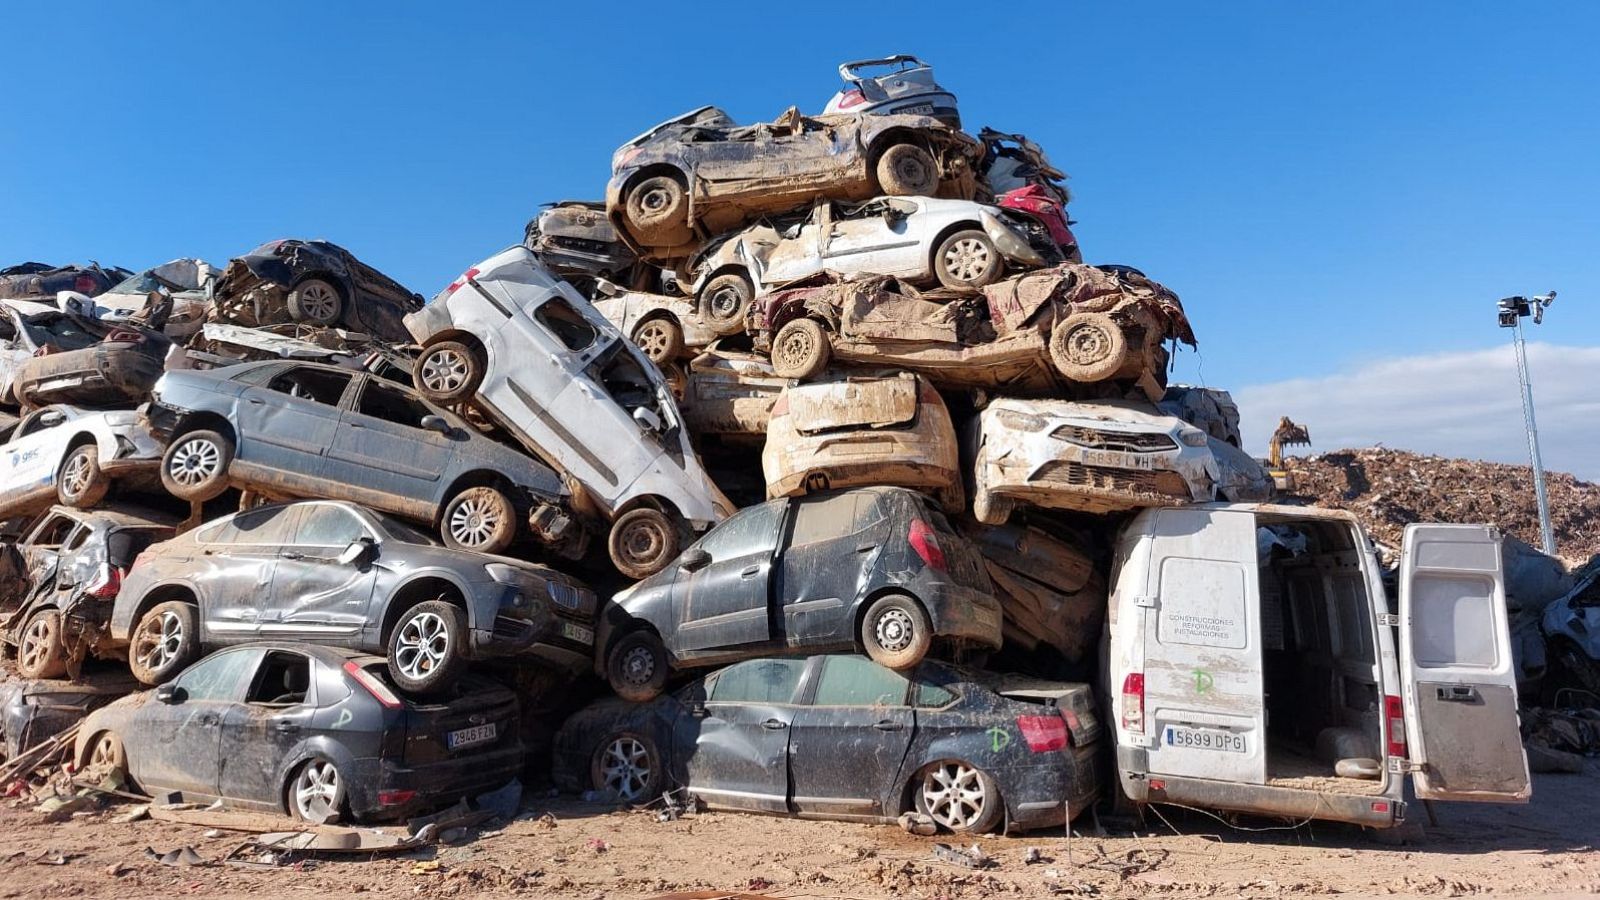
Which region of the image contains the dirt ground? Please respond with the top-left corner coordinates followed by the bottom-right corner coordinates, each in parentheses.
top-left (2, 770), bottom-right (1596, 900)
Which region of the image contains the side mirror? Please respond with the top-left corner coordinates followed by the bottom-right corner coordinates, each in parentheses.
top-left (679, 547), bottom-right (711, 573)
top-left (594, 278), bottom-right (621, 298)
top-left (155, 683), bottom-right (182, 704)
top-left (420, 415), bottom-right (451, 435)
top-left (338, 537), bottom-right (376, 566)
top-left (632, 406), bottom-right (663, 432)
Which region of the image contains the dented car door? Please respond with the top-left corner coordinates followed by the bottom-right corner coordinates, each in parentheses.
top-left (267, 504), bottom-right (379, 641)
top-left (234, 365), bottom-right (354, 487)
top-left (325, 377), bottom-right (450, 520)
top-left (787, 655), bottom-right (914, 816)
top-left (673, 500), bottom-right (783, 653)
top-left (685, 657), bottom-right (806, 813)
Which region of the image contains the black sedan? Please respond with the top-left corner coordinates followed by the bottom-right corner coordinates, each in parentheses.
top-left (554, 653), bottom-right (1101, 834)
top-left (213, 240), bottom-right (423, 343)
top-left (0, 262), bottom-right (132, 301)
top-left (74, 643), bottom-right (522, 822)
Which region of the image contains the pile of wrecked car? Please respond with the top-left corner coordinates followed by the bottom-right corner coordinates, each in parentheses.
top-left (0, 54), bottom-right (1538, 844)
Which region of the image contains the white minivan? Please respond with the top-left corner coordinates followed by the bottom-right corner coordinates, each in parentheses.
top-left (404, 246), bottom-right (734, 579)
top-left (1107, 503), bottom-right (1530, 828)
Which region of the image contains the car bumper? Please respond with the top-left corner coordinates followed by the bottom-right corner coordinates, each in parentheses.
top-left (346, 751), bottom-right (525, 821)
top-left (918, 582), bottom-right (1003, 648)
top-left (470, 611), bottom-right (595, 675)
top-left (1000, 744), bottom-right (1102, 832)
top-left (18, 344), bottom-right (163, 405)
top-left (141, 401), bottom-right (184, 441)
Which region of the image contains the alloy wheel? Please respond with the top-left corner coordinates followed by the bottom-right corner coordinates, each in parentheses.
top-left (166, 437), bottom-right (221, 487)
top-left (293, 760), bottom-right (342, 821)
top-left (134, 610), bottom-right (184, 673)
top-left (874, 608), bottom-right (916, 653)
top-left (921, 762), bottom-right (989, 830)
top-left (394, 611), bottom-right (450, 680)
top-left (421, 349), bottom-right (469, 394)
top-left (943, 238), bottom-right (993, 283)
top-left (597, 737), bottom-right (654, 801)
top-left (448, 494), bottom-right (502, 548)
top-left (19, 616), bottom-right (56, 673)
top-left (296, 282), bottom-right (340, 321)
top-left (635, 322), bottom-right (672, 359)
top-left (60, 453), bottom-right (92, 498)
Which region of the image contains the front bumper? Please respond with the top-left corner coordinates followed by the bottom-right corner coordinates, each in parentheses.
top-left (469, 589), bottom-right (595, 675)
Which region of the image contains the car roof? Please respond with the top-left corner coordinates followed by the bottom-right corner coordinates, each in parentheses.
top-left (41, 503), bottom-right (179, 529)
top-left (212, 641), bottom-right (380, 667)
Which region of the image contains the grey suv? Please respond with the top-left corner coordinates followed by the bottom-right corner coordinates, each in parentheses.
top-left (110, 501), bottom-right (598, 693)
top-left (144, 360), bottom-right (581, 556)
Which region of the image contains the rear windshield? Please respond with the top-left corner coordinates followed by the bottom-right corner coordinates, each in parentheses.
top-left (108, 527), bottom-right (172, 568)
top-left (25, 313), bottom-right (100, 352)
top-left (789, 377), bottom-right (917, 435)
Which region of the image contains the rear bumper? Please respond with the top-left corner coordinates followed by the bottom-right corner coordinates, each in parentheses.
top-left (1002, 744), bottom-right (1102, 832)
top-left (919, 582), bottom-right (1003, 648)
top-left (347, 749), bottom-right (524, 820)
top-left (19, 344), bottom-right (163, 405)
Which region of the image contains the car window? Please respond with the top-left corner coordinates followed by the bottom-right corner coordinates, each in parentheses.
top-left (294, 505), bottom-right (368, 547)
top-left (32, 314), bottom-right (100, 351)
top-left (106, 527), bottom-right (169, 568)
top-left (26, 515), bottom-right (78, 549)
top-left (244, 651), bottom-right (313, 706)
top-left (211, 505), bottom-right (300, 546)
top-left (915, 680), bottom-right (958, 709)
top-left (374, 512), bottom-right (439, 546)
top-left (175, 648), bottom-right (260, 701)
top-left (355, 381), bottom-right (434, 429)
top-left (812, 656), bottom-right (910, 707)
top-left (534, 297), bottom-right (599, 352)
top-left (0, 314), bottom-right (14, 341)
top-left (695, 500), bottom-right (782, 562)
top-left (708, 658), bottom-right (806, 705)
top-left (789, 493), bottom-right (880, 547)
top-left (14, 409), bottom-right (65, 439)
top-left (265, 367), bottom-right (352, 406)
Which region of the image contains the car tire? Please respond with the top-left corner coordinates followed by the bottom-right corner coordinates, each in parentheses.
top-left (414, 340), bottom-right (486, 405)
top-left (913, 760), bottom-right (1005, 834)
top-left (624, 175), bottom-right (690, 245)
top-left (875, 143), bottom-right (939, 197)
top-left (590, 731), bottom-right (664, 806)
top-left (57, 443), bottom-right (110, 508)
top-left (699, 273), bottom-right (754, 334)
top-left (441, 485), bottom-right (517, 554)
top-left (1048, 311), bottom-right (1129, 384)
top-left (606, 630), bottom-right (670, 702)
top-left (971, 490), bottom-right (1013, 526)
top-left (861, 594), bottom-right (933, 670)
top-left (387, 600), bottom-right (468, 696)
top-left (608, 508), bottom-right (683, 580)
top-left (83, 731), bottom-right (131, 787)
top-left (770, 318), bottom-right (831, 380)
top-left (128, 600), bottom-right (200, 686)
top-left (933, 229), bottom-right (1003, 290)
top-left (287, 757), bottom-right (346, 824)
top-left (160, 429), bottom-right (234, 502)
top-left (16, 608), bottom-right (67, 679)
top-left (287, 278), bottom-right (344, 326)
top-left (632, 317), bottom-right (685, 364)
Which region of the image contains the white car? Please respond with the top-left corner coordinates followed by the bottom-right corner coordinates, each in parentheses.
top-left (404, 246), bottom-right (734, 579)
top-left (0, 405), bottom-right (163, 519)
top-left (971, 398), bottom-right (1216, 522)
top-left (687, 195), bottom-right (1046, 333)
top-left (591, 286), bottom-right (718, 364)
top-left (57, 258), bottom-right (218, 341)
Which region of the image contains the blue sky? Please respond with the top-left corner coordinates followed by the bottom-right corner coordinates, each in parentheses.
top-left (3, 2), bottom-right (1596, 474)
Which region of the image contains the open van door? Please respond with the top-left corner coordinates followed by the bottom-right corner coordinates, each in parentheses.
top-left (1398, 524), bottom-right (1531, 803)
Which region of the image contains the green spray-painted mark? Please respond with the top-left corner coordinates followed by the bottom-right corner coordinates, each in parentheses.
top-left (1192, 669), bottom-right (1214, 694)
top-left (986, 726), bottom-right (1012, 752)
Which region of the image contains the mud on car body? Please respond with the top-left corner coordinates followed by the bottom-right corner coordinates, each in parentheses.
top-left (0, 299), bottom-right (168, 408)
top-left (596, 486), bottom-right (1001, 701)
top-left (212, 240), bottom-right (424, 343)
top-left (109, 500), bottom-right (598, 693)
top-left (554, 654), bottom-right (1100, 833)
top-left (74, 643), bottom-right (524, 822)
top-left (591, 285), bottom-right (719, 365)
top-left (0, 405), bottom-right (163, 520)
top-left (0, 262), bottom-right (132, 302)
top-left (524, 201), bottom-right (640, 294)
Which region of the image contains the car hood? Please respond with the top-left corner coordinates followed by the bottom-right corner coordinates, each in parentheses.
top-left (991, 397), bottom-right (1190, 433)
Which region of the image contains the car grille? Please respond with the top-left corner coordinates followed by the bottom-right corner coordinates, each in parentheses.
top-left (1034, 460), bottom-right (1192, 500)
top-left (1050, 425), bottom-right (1177, 452)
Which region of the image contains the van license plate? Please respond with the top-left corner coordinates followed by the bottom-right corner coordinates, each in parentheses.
top-left (1082, 449), bottom-right (1155, 470)
top-left (560, 621), bottom-right (594, 645)
top-left (1165, 725), bottom-right (1245, 753)
top-left (447, 723), bottom-right (497, 750)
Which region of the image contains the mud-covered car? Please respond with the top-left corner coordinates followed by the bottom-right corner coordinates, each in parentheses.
top-left (596, 487), bottom-right (1001, 701)
top-left (606, 106), bottom-right (983, 263)
top-left (0, 405), bottom-right (163, 519)
top-left (69, 258), bottom-right (218, 341)
top-left (212, 240), bottom-right (423, 343)
top-left (591, 285), bottom-right (718, 365)
top-left (0, 675), bottom-right (139, 758)
top-left (763, 372), bottom-right (962, 511)
top-left (554, 654), bottom-right (1100, 833)
top-left (74, 643), bottom-right (524, 822)
top-left (145, 360), bottom-right (582, 556)
top-left (524, 201), bottom-right (640, 293)
top-left (0, 262), bottom-right (132, 302)
top-left (678, 349), bottom-right (787, 440)
top-left (979, 130), bottom-right (1080, 261)
top-left (111, 500), bottom-right (598, 691)
top-left (1, 299), bottom-right (165, 408)
top-left (823, 55), bottom-right (961, 126)
top-left (750, 264), bottom-right (1195, 402)
top-left (1159, 384), bottom-right (1243, 446)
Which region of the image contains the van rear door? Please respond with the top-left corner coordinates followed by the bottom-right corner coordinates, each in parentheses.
top-left (1398, 523), bottom-right (1530, 803)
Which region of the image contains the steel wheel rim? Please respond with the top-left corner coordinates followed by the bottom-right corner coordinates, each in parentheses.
top-left (61, 452), bottom-right (92, 498)
top-left (776, 328), bottom-right (815, 371)
top-left (1065, 324), bottom-right (1112, 364)
top-left (20, 615), bottom-right (54, 672)
top-left (134, 610), bottom-right (183, 672)
top-left (620, 644), bottom-right (656, 685)
top-left (599, 737), bottom-right (653, 800)
top-left (708, 285), bottom-right (743, 321)
top-left (294, 760), bottom-right (341, 820)
top-left (448, 494), bottom-right (501, 547)
top-left (944, 238), bottom-right (992, 282)
top-left (395, 611), bottom-right (449, 679)
top-left (167, 437), bottom-right (220, 486)
top-left (636, 322), bottom-right (670, 359)
top-left (894, 154), bottom-right (931, 186)
top-left (298, 282), bottom-right (339, 320)
top-left (421, 349), bottom-right (468, 393)
top-left (875, 608), bottom-right (915, 652)
top-left (620, 519), bottom-right (666, 565)
top-left (922, 762), bottom-right (987, 830)
top-left (639, 187), bottom-right (673, 216)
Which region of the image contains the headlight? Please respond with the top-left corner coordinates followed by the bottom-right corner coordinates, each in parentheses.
top-left (995, 408), bottom-right (1048, 432)
top-left (485, 563), bottom-right (524, 585)
top-left (1179, 429), bottom-right (1209, 447)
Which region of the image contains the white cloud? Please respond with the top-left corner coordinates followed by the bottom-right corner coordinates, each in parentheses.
top-left (1230, 342), bottom-right (1600, 482)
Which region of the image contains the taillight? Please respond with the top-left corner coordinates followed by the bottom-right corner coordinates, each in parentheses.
top-left (444, 267), bottom-right (480, 297)
top-left (1121, 673), bottom-right (1145, 732)
top-left (907, 519), bottom-right (946, 572)
top-left (1384, 694), bottom-right (1406, 757)
top-left (1017, 715), bottom-right (1068, 752)
top-left (836, 88), bottom-right (867, 109)
top-left (344, 661), bottom-right (403, 709)
top-left (85, 564), bottom-right (123, 599)
top-left (74, 274), bottom-right (96, 294)
top-left (377, 789), bottom-right (417, 807)
top-left (105, 328), bottom-right (144, 344)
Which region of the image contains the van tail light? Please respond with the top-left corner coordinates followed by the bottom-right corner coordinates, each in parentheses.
top-left (1017, 714), bottom-right (1069, 752)
top-left (907, 519), bottom-right (947, 572)
top-left (1384, 694), bottom-right (1406, 757)
top-left (836, 88), bottom-right (867, 109)
top-left (344, 661), bottom-right (404, 710)
top-left (84, 564), bottom-right (123, 599)
top-left (1121, 673), bottom-right (1146, 732)
top-left (770, 393), bottom-right (789, 417)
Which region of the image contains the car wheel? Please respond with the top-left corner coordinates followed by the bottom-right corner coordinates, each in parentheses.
top-left (608, 508), bottom-right (683, 580)
top-left (441, 485), bottom-right (516, 554)
top-left (770, 318), bottom-right (831, 380)
top-left (83, 731), bottom-right (130, 786)
top-left (875, 143), bottom-right (939, 196)
top-left (159, 429), bottom-right (234, 502)
top-left (971, 490), bottom-right (1013, 526)
top-left (414, 340), bottom-right (485, 405)
top-left (57, 443), bottom-right (110, 508)
top-left (1048, 311), bottom-right (1129, 383)
top-left (914, 760), bottom-right (1005, 834)
top-left (862, 594), bottom-right (933, 670)
top-left (590, 732), bottom-right (663, 805)
top-left (287, 278), bottom-right (344, 326)
top-left (387, 600), bottom-right (468, 695)
top-left (288, 757), bottom-right (346, 823)
top-left (933, 229), bottom-right (1003, 290)
top-left (632, 317), bottom-right (685, 364)
top-left (16, 608), bottom-right (67, 679)
top-left (624, 175), bottom-right (690, 245)
top-left (699, 273), bottom-right (753, 334)
top-left (128, 600), bottom-right (200, 685)
top-left (606, 630), bottom-right (670, 702)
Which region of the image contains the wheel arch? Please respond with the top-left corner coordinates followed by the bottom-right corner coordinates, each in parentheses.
top-left (169, 411), bottom-right (237, 445)
top-left (865, 127), bottom-right (932, 168)
top-left (379, 575), bottom-right (469, 646)
top-left (925, 219), bottom-right (987, 273)
top-left (125, 583), bottom-right (199, 642)
top-left (289, 270), bottom-right (350, 301)
top-left (437, 470), bottom-right (520, 525)
top-left (277, 738), bottom-right (364, 818)
top-left (695, 263), bottom-right (754, 300)
top-left (622, 163), bottom-right (690, 197)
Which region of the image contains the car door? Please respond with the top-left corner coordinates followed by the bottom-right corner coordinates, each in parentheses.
top-left (1, 407), bottom-right (68, 506)
top-left (232, 365), bottom-right (354, 484)
top-left (198, 505), bottom-right (302, 644)
top-left (324, 377), bottom-right (452, 519)
top-left (264, 504), bottom-right (380, 643)
top-left (216, 649), bottom-right (320, 808)
top-left (16, 512), bottom-right (83, 601)
top-left (776, 492), bottom-right (881, 647)
top-left (820, 199), bottom-right (925, 278)
top-left (685, 657), bottom-right (808, 813)
top-left (757, 205), bottom-right (830, 287)
top-left (787, 655), bottom-right (915, 816)
top-left (126, 646), bottom-right (263, 799)
top-left (1397, 523), bottom-right (1531, 803)
top-left (671, 499), bottom-right (784, 653)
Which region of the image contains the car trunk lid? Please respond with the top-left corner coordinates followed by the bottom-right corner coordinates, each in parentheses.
top-left (789, 376), bottom-right (917, 435)
top-left (392, 671), bottom-right (521, 765)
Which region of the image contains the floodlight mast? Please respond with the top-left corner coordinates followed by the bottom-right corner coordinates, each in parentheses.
top-left (1496, 292), bottom-right (1557, 555)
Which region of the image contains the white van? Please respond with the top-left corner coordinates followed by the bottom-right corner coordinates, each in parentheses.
top-left (405, 246), bottom-right (734, 579)
top-left (1107, 503), bottom-right (1530, 828)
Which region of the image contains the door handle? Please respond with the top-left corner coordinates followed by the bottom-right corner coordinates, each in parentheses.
top-left (1436, 685), bottom-right (1479, 703)
top-left (855, 544), bottom-right (875, 553)
top-left (739, 565), bottom-right (761, 578)
top-left (273, 721), bottom-right (301, 733)
top-left (762, 718), bottom-right (787, 731)
top-left (873, 720), bottom-right (904, 732)
top-left (348, 422), bottom-right (363, 428)
top-left (246, 398), bottom-right (263, 405)
top-left (199, 714), bottom-right (219, 727)
top-left (283, 551), bottom-right (305, 560)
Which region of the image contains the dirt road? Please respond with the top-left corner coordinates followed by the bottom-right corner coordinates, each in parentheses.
top-left (3, 771), bottom-right (1596, 899)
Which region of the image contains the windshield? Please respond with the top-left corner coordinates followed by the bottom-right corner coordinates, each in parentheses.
top-left (107, 272), bottom-right (184, 296)
top-left (374, 512), bottom-right (440, 546)
top-left (23, 313), bottom-right (100, 351)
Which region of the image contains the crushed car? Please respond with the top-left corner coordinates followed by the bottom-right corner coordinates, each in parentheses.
top-left (1160, 384), bottom-right (1243, 446)
top-left (0, 262), bottom-right (131, 302)
top-left (212, 239), bottom-right (423, 343)
top-left (596, 487), bottom-right (1001, 701)
top-left (822, 55), bottom-right (961, 126)
top-left (1, 299), bottom-right (166, 408)
top-left (110, 500), bottom-right (598, 691)
top-left (0, 675), bottom-right (139, 758)
top-left (554, 654), bottom-right (1099, 833)
top-left (524, 201), bottom-right (641, 294)
top-left (0, 405), bottom-right (164, 519)
top-left (1542, 567), bottom-right (1600, 696)
top-left (61, 258), bottom-right (218, 340)
top-left (73, 642), bottom-right (524, 822)
top-left (677, 349), bottom-right (787, 440)
top-left (591, 284), bottom-right (718, 364)
top-left (978, 129), bottom-right (1079, 261)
